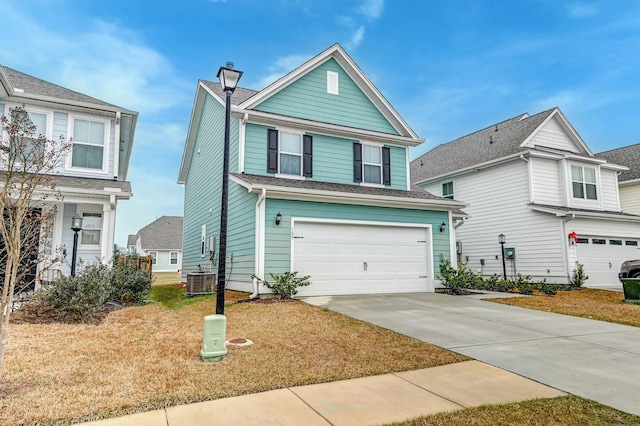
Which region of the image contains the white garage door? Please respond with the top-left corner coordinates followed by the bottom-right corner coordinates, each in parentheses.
top-left (292, 221), bottom-right (432, 296)
top-left (575, 238), bottom-right (640, 287)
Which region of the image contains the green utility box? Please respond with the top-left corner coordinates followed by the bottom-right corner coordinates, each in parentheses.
top-left (201, 314), bottom-right (227, 362)
top-left (622, 279), bottom-right (640, 301)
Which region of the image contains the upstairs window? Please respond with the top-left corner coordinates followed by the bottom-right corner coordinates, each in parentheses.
top-left (442, 181), bottom-right (454, 199)
top-left (71, 117), bottom-right (107, 170)
top-left (267, 129), bottom-right (312, 177)
top-left (353, 142), bottom-right (390, 186)
top-left (9, 108), bottom-right (48, 162)
top-left (571, 165), bottom-right (597, 200)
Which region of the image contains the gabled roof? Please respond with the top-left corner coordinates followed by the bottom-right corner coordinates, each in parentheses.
top-left (596, 143), bottom-right (640, 183)
top-left (134, 216), bottom-right (183, 251)
top-left (230, 173), bottom-right (466, 211)
top-left (0, 65), bottom-right (138, 180)
top-left (411, 108), bottom-right (592, 183)
top-left (238, 44), bottom-right (420, 140)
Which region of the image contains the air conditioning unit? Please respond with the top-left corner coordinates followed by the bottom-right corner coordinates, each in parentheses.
top-left (186, 272), bottom-right (215, 296)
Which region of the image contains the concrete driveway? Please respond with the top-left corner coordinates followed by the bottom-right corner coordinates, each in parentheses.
top-left (303, 292), bottom-right (640, 416)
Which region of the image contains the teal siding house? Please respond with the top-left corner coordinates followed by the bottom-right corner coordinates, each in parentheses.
top-left (178, 44), bottom-right (465, 297)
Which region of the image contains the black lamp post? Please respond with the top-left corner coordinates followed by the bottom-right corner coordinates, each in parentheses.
top-left (498, 233), bottom-right (507, 281)
top-left (70, 214), bottom-right (83, 276)
top-left (215, 62), bottom-right (243, 316)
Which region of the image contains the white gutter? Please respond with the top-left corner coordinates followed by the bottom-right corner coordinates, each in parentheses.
top-left (251, 188), bottom-right (267, 299)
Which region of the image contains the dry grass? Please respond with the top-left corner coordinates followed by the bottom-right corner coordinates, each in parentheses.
top-left (152, 271), bottom-right (182, 286)
top-left (487, 289), bottom-right (640, 327)
top-left (388, 395), bottom-right (640, 426)
top-left (1, 292), bottom-right (467, 425)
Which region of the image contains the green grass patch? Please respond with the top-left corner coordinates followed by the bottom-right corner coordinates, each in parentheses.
top-left (149, 285), bottom-right (210, 309)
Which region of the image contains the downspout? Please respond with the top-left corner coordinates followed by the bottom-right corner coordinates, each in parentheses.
top-left (562, 213), bottom-right (576, 282)
top-left (251, 188), bottom-right (267, 299)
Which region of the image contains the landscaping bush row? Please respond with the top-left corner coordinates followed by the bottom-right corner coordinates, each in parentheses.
top-left (23, 258), bottom-right (152, 323)
top-left (438, 256), bottom-right (588, 296)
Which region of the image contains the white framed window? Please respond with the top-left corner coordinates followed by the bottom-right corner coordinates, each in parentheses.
top-left (69, 114), bottom-right (109, 171)
top-left (7, 106), bottom-right (52, 162)
top-left (363, 144), bottom-right (382, 184)
top-left (170, 251), bottom-right (178, 265)
top-left (80, 212), bottom-right (102, 246)
top-left (571, 165), bottom-right (597, 200)
top-left (150, 251), bottom-right (157, 265)
top-left (442, 181), bottom-right (454, 199)
top-left (278, 131), bottom-right (303, 176)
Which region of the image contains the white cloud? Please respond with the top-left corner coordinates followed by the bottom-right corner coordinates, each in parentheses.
top-left (253, 54), bottom-right (313, 89)
top-left (347, 26), bottom-right (366, 50)
top-left (357, 0), bottom-right (384, 19)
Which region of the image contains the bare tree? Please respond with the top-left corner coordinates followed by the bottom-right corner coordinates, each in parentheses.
top-left (0, 105), bottom-right (71, 377)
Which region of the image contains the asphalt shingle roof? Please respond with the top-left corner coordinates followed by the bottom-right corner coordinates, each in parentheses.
top-left (596, 143), bottom-right (640, 182)
top-left (411, 108), bottom-right (557, 183)
top-left (231, 173), bottom-right (452, 202)
top-left (1, 65), bottom-right (121, 108)
top-left (200, 81), bottom-right (259, 105)
top-left (136, 216), bottom-right (183, 251)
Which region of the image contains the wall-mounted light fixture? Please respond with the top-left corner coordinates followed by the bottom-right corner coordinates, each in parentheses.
top-left (439, 222), bottom-right (446, 233)
top-left (275, 212), bottom-right (282, 226)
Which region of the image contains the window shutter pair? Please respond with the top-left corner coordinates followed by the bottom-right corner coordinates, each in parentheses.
top-left (267, 129), bottom-right (312, 177)
top-left (353, 143), bottom-right (391, 186)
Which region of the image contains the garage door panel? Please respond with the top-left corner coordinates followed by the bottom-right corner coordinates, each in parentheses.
top-left (293, 221), bottom-right (431, 296)
top-left (576, 240), bottom-right (640, 287)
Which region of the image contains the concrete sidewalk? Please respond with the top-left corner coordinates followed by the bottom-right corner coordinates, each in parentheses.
top-left (80, 360), bottom-right (564, 426)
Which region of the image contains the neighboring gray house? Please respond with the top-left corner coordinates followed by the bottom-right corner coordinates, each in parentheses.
top-left (411, 108), bottom-right (640, 287)
top-left (596, 144), bottom-right (640, 216)
top-left (129, 216), bottom-right (183, 272)
top-left (0, 65), bottom-right (137, 280)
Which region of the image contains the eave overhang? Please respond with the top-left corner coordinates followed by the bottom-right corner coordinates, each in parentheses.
top-left (230, 175), bottom-right (466, 212)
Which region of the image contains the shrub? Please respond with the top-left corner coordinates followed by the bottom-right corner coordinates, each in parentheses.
top-left (515, 274), bottom-right (534, 295)
top-left (27, 258), bottom-right (152, 323)
top-left (438, 256), bottom-right (477, 295)
top-left (569, 264), bottom-right (588, 289)
top-left (253, 271), bottom-right (311, 299)
top-left (109, 262), bottom-right (153, 304)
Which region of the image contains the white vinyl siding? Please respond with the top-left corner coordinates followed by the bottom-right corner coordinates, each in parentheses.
top-left (525, 117), bottom-right (581, 153)
top-left (530, 157), bottom-right (563, 205)
top-left (600, 169), bottom-right (621, 211)
top-left (421, 160), bottom-right (567, 282)
top-left (619, 185), bottom-right (640, 215)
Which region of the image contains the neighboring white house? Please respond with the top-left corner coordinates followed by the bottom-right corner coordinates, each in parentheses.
top-left (128, 216), bottom-right (183, 272)
top-left (411, 108), bottom-right (640, 287)
top-left (0, 65), bottom-right (137, 284)
top-left (596, 144), bottom-right (640, 216)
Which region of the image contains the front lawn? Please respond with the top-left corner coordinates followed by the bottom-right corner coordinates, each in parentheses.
top-left (487, 288), bottom-right (640, 327)
top-left (1, 287), bottom-right (467, 425)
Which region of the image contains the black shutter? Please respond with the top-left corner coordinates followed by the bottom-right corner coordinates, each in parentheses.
top-left (267, 129), bottom-right (278, 174)
top-left (353, 143), bottom-right (362, 182)
top-left (303, 135), bottom-right (313, 177)
top-left (382, 146), bottom-right (391, 186)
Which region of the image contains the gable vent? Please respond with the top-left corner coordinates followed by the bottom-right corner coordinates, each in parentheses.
top-left (327, 71), bottom-right (339, 95)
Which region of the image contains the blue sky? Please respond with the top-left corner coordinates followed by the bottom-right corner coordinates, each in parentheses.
top-left (2, 0), bottom-right (639, 246)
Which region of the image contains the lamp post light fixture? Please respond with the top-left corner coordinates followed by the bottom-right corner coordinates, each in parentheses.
top-left (215, 62), bottom-right (243, 316)
top-left (498, 233), bottom-right (507, 281)
top-left (70, 214), bottom-right (83, 277)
